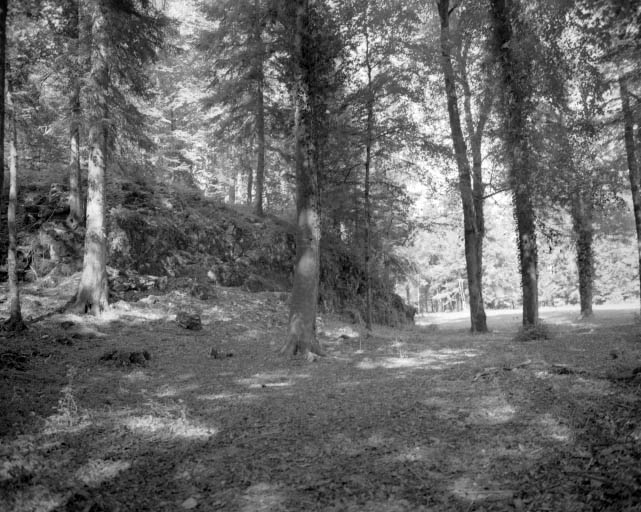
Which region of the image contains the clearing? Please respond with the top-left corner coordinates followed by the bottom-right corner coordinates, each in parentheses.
top-left (1, 279), bottom-right (641, 511)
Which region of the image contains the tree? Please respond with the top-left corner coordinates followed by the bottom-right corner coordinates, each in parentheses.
top-left (574, 0), bottom-right (641, 311)
top-left (490, 0), bottom-right (539, 326)
top-left (280, 0), bottom-right (337, 357)
top-left (72, 0), bottom-right (167, 314)
top-left (67, 0), bottom-right (86, 227)
top-left (333, 0), bottom-right (420, 328)
top-left (199, 0), bottom-right (273, 216)
top-left (4, 74), bottom-right (25, 331)
top-left (72, 0), bottom-right (109, 314)
top-left (437, 0), bottom-right (488, 332)
top-left (0, 0), bottom-right (6, 222)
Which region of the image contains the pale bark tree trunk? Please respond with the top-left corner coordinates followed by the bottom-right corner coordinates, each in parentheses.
top-left (491, 0), bottom-right (538, 326)
top-left (281, 0), bottom-right (324, 358)
top-left (246, 158), bottom-right (253, 205)
top-left (68, 0), bottom-right (84, 228)
top-left (254, 0), bottom-right (266, 217)
top-left (0, 0), bottom-right (6, 220)
top-left (72, 0), bottom-right (109, 315)
top-left (228, 170), bottom-right (237, 203)
top-left (619, 75), bottom-right (641, 312)
top-left (438, 0), bottom-right (487, 332)
top-left (4, 81), bottom-right (25, 331)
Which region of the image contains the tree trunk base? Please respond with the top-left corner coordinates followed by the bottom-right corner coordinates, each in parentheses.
top-left (69, 296), bottom-right (108, 316)
top-left (280, 337), bottom-right (325, 359)
top-left (3, 314), bottom-right (27, 332)
top-left (577, 310), bottom-right (594, 320)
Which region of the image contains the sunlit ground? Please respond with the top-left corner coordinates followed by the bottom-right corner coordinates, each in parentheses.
top-left (418, 302), bottom-right (639, 330)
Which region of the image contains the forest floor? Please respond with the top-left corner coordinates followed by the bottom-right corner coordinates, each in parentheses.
top-left (1, 277), bottom-right (641, 511)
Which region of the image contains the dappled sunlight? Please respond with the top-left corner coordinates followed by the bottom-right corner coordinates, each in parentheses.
top-left (236, 371), bottom-right (311, 389)
top-left (537, 413), bottom-right (572, 442)
top-left (450, 476), bottom-right (514, 502)
top-left (392, 445), bottom-right (438, 463)
top-left (76, 459), bottom-right (131, 486)
top-left (356, 348), bottom-right (479, 370)
top-left (239, 482), bottom-right (286, 512)
top-left (197, 392), bottom-right (260, 403)
top-left (467, 395), bottom-right (516, 425)
top-left (124, 370), bottom-right (151, 383)
top-left (155, 383), bottom-right (201, 397)
top-left (122, 414), bottom-right (217, 440)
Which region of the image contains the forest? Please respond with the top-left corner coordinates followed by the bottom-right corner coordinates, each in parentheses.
top-left (1, 0), bottom-right (641, 511)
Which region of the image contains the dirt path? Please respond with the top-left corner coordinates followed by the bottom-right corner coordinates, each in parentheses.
top-left (1, 282), bottom-right (641, 511)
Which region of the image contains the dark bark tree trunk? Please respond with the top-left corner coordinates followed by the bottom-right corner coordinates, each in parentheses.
top-left (68, 1), bottom-right (84, 228)
top-left (72, 0), bottom-right (109, 315)
top-left (363, 10), bottom-right (374, 331)
top-left (281, 0), bottom-right (324, 359)
top-left (4, 82), bottom-right (26, 331)
top-left (619, 76), bottom-right (641, 312)
top-left (572, 193), bottom-right (594, 318)
top-left (438, 0), bottom-right (487, 332)
top-left (491, 0), bottom-right (538, 326)
top-left (254, 0), bottom-right (266, 217)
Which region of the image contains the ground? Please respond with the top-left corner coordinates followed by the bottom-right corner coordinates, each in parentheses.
top-left (1, 278), bottom-right (641, 511)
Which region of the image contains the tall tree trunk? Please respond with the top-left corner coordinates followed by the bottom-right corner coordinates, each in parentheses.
top-left (619, 76), bottom-right (641, 312)
top-left (4, 81), bottom-right (25, 331)
top-left (438, 0), bottom-right (487, 332)
top-left (0, 0), bottom-right (6, 225)
top-left (572, 192), bottom-right (594, 318)
top-left (491, 0), bottom-right (538, 326)
top-left (254, 0), bottom-right (266, 217)
top-left (72, 0), bottom-right (109, 315)
top-left (246, 158), bottom-right (253, 205)
top-left (68, 78), bottom-right (83, 227)
top-left (281, 0), bottom-right (324, 358)
top-left (68, 0), bottom-right (84, 228)
top-left (228, 169), bottom-right (237, 203)
top-left (363, 9), bottom-right (374, 331)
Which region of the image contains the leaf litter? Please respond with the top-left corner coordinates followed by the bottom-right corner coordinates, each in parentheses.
top-left (1, 281), bottom-right (641, 511)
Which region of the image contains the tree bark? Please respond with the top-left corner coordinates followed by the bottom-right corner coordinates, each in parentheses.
top-left (572, 193), bottom-right (594, 318)
top-left (281, 0), bottom-right (324, 358)
top-left (491, 0), bottom-right (538, 326)
top-left (619, 75), bottom-right (641, 312)
top-left (4, 82), bottom-right (26, 331)
top-left (68, 1), bottom-right (84, 228)
top-left (254, 0), bottom-right (266, 217)
top-left (246, 158), bottom-right (253, 205)
top-left (363, 7), bottom-right (374, 331)
top-left (438, 0), bottom-right (487, 332)
top-left (72, 0), bottom-right (109, 315)
top-left (0, 0), bottom-right (6, 221)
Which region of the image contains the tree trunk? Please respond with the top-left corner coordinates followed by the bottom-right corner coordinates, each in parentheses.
top-left (68, 78), bottom-right (84, 227)
top-left (491, 0), bottom-right (538, 326)
top-left (246, 159), bottom-right (253, 205)
top-left (72, 0), bottom-right (109, 315)
top-left (281, 0), bottom-right (324, 359)
top-left (363, 11), bottom-right (374, 331)
top-left (619, 75), bottom-right (641, 312)
top-left (572, 192), bottom-right (594, 318)
top-left (0, 0), bottom-right (6, 223)
top-left (4, 82), bottom-right (26, 331)
top-left (438, 0), bottom-right (487, 332)
top-left (68, 0), bottom-right (84, 228)
top-left (254, 0), bottom-right (266, 217)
